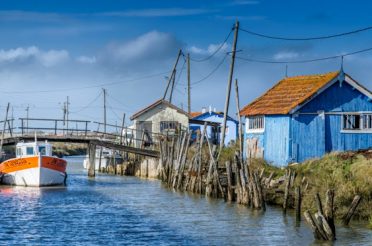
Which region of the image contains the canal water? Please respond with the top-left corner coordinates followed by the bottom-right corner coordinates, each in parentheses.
top-left (0, 157), bottom-right (371, 245)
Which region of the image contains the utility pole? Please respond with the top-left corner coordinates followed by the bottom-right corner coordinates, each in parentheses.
top-left (187, 53), bottom-right (191, 114)
top-left (26, 104), bottom-right (30, 134)
top-left (219, 20), bottom-right (239, 153)
top-left (120, 113), bottom-right (125, 145)
top-left (0, 103), bottom-right (10, 159)
top-left (169, 68), bottom-right (176, 103)
top-left (163, 49), bottom-right (182, 101)
top-left (234, 79), bottom-right (243, 163)
top-left (103, 88), bottom-right (107, 134)
top-left (66, 96), bottom-right (70, 134)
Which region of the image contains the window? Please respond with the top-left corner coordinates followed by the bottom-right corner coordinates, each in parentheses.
top-left (38, 146), bottom-right (46, 155)
top-left (26, 147), bottom-right (34, 155)
top-left (160, 121), bottom-right (178, 132)
top-left (342, 113), bottom-right (372, 131)
top-left (246, 116), bottom-right (265, 133)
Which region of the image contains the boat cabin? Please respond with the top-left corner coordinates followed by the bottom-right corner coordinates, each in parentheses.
top-left (16, 141), bottom-right (52, 158)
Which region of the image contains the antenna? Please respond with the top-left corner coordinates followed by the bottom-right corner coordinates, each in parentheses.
top-left (285, 64), bottom-right (288, 77)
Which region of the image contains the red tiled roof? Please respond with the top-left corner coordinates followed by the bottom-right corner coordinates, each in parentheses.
top-left (190, 112), bottom-right (202, 118)
top-left (240, 71), bottom-right (340, 116)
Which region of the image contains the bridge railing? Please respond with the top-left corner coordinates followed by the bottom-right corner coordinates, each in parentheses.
top-left (19, 118), bottom-right (90, 136)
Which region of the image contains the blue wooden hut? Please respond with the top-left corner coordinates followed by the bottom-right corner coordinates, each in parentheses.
top-left (190, 109), bottom-right (238, 146)
top-left (240, 71), bottom-right (372, 166)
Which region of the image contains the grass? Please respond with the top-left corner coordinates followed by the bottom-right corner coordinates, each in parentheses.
top-left (290, 151), bottom-right (372, 221)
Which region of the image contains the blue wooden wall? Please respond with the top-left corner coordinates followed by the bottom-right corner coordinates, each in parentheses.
top-left (190, 112), bottom-right (238, 146)
top-left (264, 116), bottom-right (290, 166)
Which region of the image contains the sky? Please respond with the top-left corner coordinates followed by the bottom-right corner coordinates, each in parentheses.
top-left (1, 0), bottom-right (372, 129)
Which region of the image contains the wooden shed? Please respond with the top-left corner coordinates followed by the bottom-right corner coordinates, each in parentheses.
top-left (240, 71), bottom-right (372, 166)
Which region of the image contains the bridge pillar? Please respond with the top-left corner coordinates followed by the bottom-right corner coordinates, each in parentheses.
top-left (87, 143), bottom-right (96, 177)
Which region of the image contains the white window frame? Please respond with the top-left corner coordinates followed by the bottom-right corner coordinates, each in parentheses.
top-left (341, 112), bottom-right (372, 133)
top-left (246, 116), bottom-right (265, 133)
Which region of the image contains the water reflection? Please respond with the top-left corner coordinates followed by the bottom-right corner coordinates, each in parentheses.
top-left (0, 158), bottom-right (371, 245)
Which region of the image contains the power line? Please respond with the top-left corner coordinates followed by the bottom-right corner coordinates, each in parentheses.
top-left (235, 46), bottom-right (372, 64)
top-left (70, 91), bottom-right (102, 113)
top-left (0, 71), bottom-right (170, 94)
top-left (189, 27), bottom-right (234, 62)
top-left (239, 25), bottom-right (372, 41)
top-left (191, 53), bottom-right (228, 85)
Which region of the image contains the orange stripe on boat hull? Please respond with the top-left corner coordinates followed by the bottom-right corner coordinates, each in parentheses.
top-left (41, 156), bottom-right (67, 173)
top-left (0, 157), bottom-right (39, 173)
top-left (0, 156), bottom-right (66, 174)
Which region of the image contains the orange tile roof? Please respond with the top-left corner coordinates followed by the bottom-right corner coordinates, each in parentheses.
top-left (190, 112), bottom-right (202, 118)
top-left (240, 71), bottom-right (340, 116)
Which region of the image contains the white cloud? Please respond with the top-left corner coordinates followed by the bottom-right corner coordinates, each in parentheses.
top-left (273, 51), bottom-right (300, 60)
top-left (99, 8), bottom-right (217, 17)
top-left (76, 56), bottom-right (97, 64)
top-left (188, 43), bottom-right (229, 55)
top-left (0, 46), bottom-right (69, 66)
top-left (102, 31), bottom-right (182, 65)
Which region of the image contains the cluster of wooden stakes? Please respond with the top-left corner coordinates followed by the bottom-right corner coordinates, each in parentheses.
top-left (156, 125), bottom-right (363, 242)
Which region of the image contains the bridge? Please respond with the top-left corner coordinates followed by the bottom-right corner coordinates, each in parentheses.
top-left (0, 117), bottom-right (165, 177)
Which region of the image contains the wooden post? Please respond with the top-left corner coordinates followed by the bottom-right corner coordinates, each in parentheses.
top-left (315, 193), bottom-right (324, 216)
top-left (187, 53), bottom-right (191, 114)
top-left (0, 103), bottom-right (10, 159)
top-left (325, 189), bottom-right (335, 237)
top-left (343, 195), bottom-right (362, 225)
top-left (88, 143), bottom-right (96, 177)
top-left (283, 170), bottom-right (291, 213)
top-left (219, 20), bottom-right (239, 153)
top-left (295, 186), bottom-right (301, 221)
top-left (225, 161), bottom-right (234, 201)
top-left (163, 49), bottom-right (182, 100)
top-left (234, 78), bottom-right (243, 163)
top-left (169, 68), bottom-right (176, 103)
top-left (120, 113), bottom-right (125, 145)
top-left (304, 210), bottom-right (323, 240)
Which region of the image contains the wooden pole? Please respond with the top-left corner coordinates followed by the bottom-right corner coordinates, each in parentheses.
top-left (343, 195), bottom-right (362, 225)
top-left (234, 78), bottom-right (243, 163)
top-left (0, 103), bottom-right (10, 159)
top-left (325, 189), bottom-right (335, 237)
top-left (169, 68), bottom-right (176, 103)
top-left (163, 49), bottom-right (182, 100)
top-left (120, 113), bottom-right (126, 145)
top-left (283, 170), bottom-right (291, 213)
top-left (103, 88), bottom-right (107, 134)
top-left (295, 186), bottom-right (302, 221)
top-left (219, 20), bottom-right (239, 153)
top-left (187, 53), bottom-right (191, 114)
top-left (88, 143), bottom-right (96, 177)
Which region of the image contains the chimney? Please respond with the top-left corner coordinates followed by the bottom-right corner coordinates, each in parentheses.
top-left (202, 107), bottom-right (206, 113)
top-left (209, 105), bottom-right (212, 114)
top-left (213, 107), bottom-right (216, 112)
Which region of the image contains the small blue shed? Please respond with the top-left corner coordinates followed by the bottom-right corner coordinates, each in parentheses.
top-left (240, 71), bottom-right (372, 166)
top-left (190, 110), bottom-right (239, 146)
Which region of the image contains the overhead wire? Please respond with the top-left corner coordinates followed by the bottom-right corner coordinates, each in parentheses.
top-left (235, 46), bottom-right (372, 64)
top-left (239, 26), bottom-right (372, 41)
top-left (189, 27), bottom-right (234, 62)
top-left (70, 91), bottom-right (102, 113)
top-left (0, 71), bottom-right (170, 94)
top-left (191, 53), bottom-right (228, 85)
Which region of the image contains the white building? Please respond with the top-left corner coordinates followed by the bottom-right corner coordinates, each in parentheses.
top-left (130, 99), bottom-right (190, 147)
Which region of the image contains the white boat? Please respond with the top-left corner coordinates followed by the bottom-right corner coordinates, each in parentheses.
top-left (0, 141), bottom-right (67, 187)
top-left (83, 147), bottom-right (123, 170)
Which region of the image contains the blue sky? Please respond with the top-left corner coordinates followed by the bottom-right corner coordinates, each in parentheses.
top-left (1, 0), bottom-right (372, 127)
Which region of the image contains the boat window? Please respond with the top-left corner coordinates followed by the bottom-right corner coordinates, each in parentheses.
top-left (26, 147), bottom-right (34, 155)
top-left (16, 148), bottom-right (21, 156)
top-left (38, 146), bottom-right (46, 155)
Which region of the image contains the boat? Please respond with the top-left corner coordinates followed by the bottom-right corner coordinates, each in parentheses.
top-left (83, 147), bottom-right (123, 171)
top-left (0, 141), bottom-right (67, 186)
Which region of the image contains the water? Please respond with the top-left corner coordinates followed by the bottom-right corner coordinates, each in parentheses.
top-left (1, 156), bottom-right (371, 245)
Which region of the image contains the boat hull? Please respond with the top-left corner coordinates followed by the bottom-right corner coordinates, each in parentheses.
top-left (0, 156), bottom-right (67, 187)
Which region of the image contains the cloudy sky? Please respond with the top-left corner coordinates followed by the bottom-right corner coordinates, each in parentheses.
top-left (1, 0), bottom-right (372, 128)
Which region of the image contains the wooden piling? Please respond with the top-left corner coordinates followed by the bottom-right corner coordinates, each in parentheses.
top-left (295, 186), bottom-right (301, 221)
top-left (343, 195), bottom-right (362, 226)
top-left (87, 143), bottom-right (96, 177)
top-left (283, 170), bottom-right (291, 213)
top-left (325, 189), bottom-right (335, 237)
